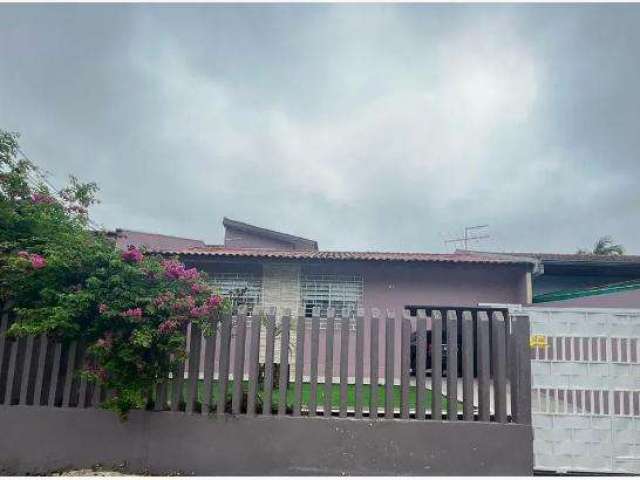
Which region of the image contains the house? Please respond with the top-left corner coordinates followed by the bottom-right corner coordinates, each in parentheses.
top-left (151, 218), bottom-right (538, 317)
top-left (115, 218), bottom-right (538, 379)
top-left (459, 250), bottom-right (640, 308)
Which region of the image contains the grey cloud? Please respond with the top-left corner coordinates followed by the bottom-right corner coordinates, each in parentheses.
top-left (1, 4), bottom-right (639, 253)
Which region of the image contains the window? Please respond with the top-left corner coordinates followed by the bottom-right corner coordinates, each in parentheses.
top-left (300, 273), bottom-right (363, 325)
top-left (209, 271), bottom-right (262, 313)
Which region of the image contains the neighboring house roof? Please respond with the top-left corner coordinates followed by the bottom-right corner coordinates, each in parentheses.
top-left (457, 250), bottom-right (640, 276)
top-left (154, 247), bottom-right (537, 266)
top-left (497, 252), bottom-right (640, 265)
top-left (110, 229), bottom-right (209, 251)
top-left (223, 217), bottom-right (318, 251)
top-left (533, 279), bottom-right (640, 304)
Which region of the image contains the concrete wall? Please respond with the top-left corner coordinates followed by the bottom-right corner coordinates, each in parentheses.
top-left (0, 406), bottom-right (533, 475)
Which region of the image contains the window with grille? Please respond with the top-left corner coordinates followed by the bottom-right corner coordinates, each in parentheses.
top-left (300, 273), bottom-right (363, 326)
top-left (209, 271), bottom-right (262, 313)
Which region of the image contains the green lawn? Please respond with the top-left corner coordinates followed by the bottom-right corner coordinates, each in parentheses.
top-left (173, 380), bottom-right (451, 412)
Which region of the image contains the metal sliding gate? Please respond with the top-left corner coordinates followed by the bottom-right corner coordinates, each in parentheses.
top-left (525, 307), bottom-right (640, 474)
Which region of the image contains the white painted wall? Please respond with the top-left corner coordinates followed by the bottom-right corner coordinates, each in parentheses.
top-left (523, 307), bottom-right (640, 474)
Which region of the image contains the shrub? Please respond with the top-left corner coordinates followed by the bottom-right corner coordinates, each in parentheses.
top-left (0, 130), bottom-right (228, 418)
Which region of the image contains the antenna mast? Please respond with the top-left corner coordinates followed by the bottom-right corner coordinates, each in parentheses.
top-left (445, 224), bottom-right (490, 250)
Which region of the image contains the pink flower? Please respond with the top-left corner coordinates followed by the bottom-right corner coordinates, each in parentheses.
top-left (31, 193), bottom-right (56, 204)
top-left (191, 283), bottom-right (209, 294)
top-left (208, 294), bottom-right (223, 308)
top-left (65, 204), bottom-right (87, 215)
top-left (30, 254), bottom-right (46, 269)
top-left (122, 307), bottom-right (143, 318)
top-left (189, 305), bottom-right (210, 317)
top-left (17, 251), bottom-right (29, 259)
top-left (162, 259), bottom-right (200, 281)
top-left (182, 268), bottom-right (199, 280)
top-left (153, 291), bottom-right (174, 307)
top-left (158, 319), bottom-right (178, 334)
top-left (121, 245), bottom-right (143, 263)
top-left (99, 304), bottom-right (108, 314)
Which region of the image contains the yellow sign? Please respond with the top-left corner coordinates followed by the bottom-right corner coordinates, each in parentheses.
top-left (529, 335), bottom-right (547, 348)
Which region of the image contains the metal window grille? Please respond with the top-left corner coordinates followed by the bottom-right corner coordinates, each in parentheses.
top-left (209, 271), bottom-right (262, 313)
top-left (300, 273), bottom-right (363, 328)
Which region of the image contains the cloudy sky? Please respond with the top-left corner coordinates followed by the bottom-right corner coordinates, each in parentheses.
top-left (1, 4), bottom-right (639, 253)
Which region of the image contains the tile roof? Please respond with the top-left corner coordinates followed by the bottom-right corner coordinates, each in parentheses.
top-left (151, 247), bottom-right (536, 266)
top-left (516, 252), bottom-right (640, 264)
top-left (112, 229), bottom-right (208, 251)
top-left (458, 250), bottom-right (640, 265)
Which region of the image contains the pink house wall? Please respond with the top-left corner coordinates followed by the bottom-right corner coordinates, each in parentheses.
top-left (298, 261), bottom-right (528, 380)
top-left (191, 257), bottom-right (530, 383)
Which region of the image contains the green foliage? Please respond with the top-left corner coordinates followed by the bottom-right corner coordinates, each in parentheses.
top-left (577, 235), bottom-right (625, 256)
top-left (0, 130), bottom-right (229, 418)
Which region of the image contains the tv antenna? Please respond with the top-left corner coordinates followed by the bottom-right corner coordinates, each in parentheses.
top-left (444, 224), bottom-right (490, 250)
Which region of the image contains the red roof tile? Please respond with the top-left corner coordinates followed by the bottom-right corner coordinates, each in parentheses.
top-left (151, 247), bottom-right (536, 266)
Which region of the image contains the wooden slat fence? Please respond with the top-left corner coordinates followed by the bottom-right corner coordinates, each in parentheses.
top-left (0, 307), bottom-right (531, 424)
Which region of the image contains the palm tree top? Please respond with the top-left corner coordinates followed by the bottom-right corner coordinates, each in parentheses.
top-left (577, 235), bottom-right (625, 256)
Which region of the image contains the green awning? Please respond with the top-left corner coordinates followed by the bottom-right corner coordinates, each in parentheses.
top-left (533, 279), bottom-right (640, 303)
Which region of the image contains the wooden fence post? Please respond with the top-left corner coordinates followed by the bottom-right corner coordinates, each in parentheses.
top-left (232, 307), bottom-right (247, 415)
top-left (278, 310), bottom-right (291, 416)
top-left (0, 302), bottom-right (12, 391)
top-left (368, 309), bottom-right (380, 419)
top-left (33, 334), bottom-right (48, 406)
top-left (492, 311), bottom-right (507, 423)
top-left (262, 307), bottom-right (276, 416)
top-left (324, 308), bottom-right (336, 417)
top-left (446, 310), bottom-right (458, 421)
top-left (308, 307), bottom-right (320, 417)
top-left (431, 310), bottom-right (443, 420)
top-left (339, 309), bottom-right (350, 418)
top-left (415, 310), bottom-right (427, 420)
top-left (293, 310), bottom-right (305, 416)
top-left (400, 310), bottom-right (411, 419)
top-left (201, 317), bottom-right (218, 416)
top-left (384, 309), bottom-right (396, 419)
top-left (354, 308), bottom-right (365, 418)
top-left (247, 308), bottom-right (262, 416)
top-left (186, 323), bottom-right (202, 415)
top-left (461, 311), bottom-right (474, 421)
top-left (477, 312), bottom-right (491, 421)
top-left (48, 342), bottom-right (62, 407)
top-left (3, 339), bottom-right (19, 405)
top-left (512, 314), bottom-right (532, 425)
top-left (217, 312), bottom-right (233, 416)
top-left (19, 335), bottom-right (35, 405)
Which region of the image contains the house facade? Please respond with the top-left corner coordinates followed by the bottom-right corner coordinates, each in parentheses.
top-left (153, 218), bottom-right (537, 317)
top-left (117, 218), bottom-right (536, 379)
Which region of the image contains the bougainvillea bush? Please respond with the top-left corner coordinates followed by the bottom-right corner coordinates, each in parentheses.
top-left (0, 130), bottom-right (228, 417)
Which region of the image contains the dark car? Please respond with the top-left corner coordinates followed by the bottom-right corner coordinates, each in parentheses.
top-left (409, 329), bottom-right (461, 376)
